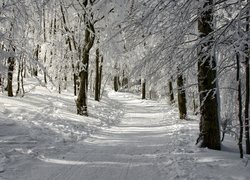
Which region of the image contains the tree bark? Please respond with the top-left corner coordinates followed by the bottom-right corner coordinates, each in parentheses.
top-left (76, 19), bottom-right (95, 116)
top-left (168, 77), bottom-right (174, 104)
top-left (33, 44), bottom-right (39, 77)
top-left (197, 0), bottom-right (221, 150)
top-left (244, 1), bottom-right (250, 154)
top-left (44, 52), bottom-right (47, 84)
top-left (73, 73), bottom-right (77, 96)
top-left (43, 6), bottom-right (46, 42)
top-left (76, 61), bottom-right (88, 115)
top-left (236, 52), bottom-right (244, 158)
top-left (21, 59), bottom-right (25, 97)
top-left (193, 92), bottom-right (198, 115)
top-left (142, 79), bottom-right (146, 99)
top-left (177, 73), bottom-right (187, 119)
top-left (122, 69), bottom-right (128, 88)
top-left (16, 60), bottom-right (21, 96)
top-left (114, 76), bottom-right (119, 92)
top-left (7, 55), bottom-right (15, 97)
top-left (98, 55), bottom-right (103, 99)
top-left (95, 48), bottom-right (100, 101)
top-left (0, 74), bottom-right (2, 88)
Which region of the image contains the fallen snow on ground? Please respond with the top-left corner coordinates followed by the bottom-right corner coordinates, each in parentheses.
top-left (0, 82), bottom-right (250, 180)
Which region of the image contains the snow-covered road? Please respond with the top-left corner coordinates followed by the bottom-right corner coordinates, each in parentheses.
top-left (1, 90), bottom-right (250, 180)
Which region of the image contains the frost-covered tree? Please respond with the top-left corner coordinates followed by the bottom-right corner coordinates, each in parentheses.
top-left (118, 0), bottom-right (250, 152)
top-left (196, 0), bottom-right (220, 150)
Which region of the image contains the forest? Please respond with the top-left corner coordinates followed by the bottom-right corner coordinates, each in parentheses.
top-left (0, 0), bottom-right (250, 179)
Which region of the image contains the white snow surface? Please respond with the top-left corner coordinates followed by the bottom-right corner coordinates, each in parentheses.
top-left (0, 84), bottom-right (250, 180)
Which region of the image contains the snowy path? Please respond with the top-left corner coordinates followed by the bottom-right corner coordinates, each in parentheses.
top-left (1, 91), bottom-right (250, 180)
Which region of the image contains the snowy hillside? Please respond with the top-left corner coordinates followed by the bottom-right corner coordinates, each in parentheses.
top-left (0, 81), bottom-right (250, 180)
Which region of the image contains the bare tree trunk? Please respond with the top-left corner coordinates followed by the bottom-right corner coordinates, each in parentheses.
top-left (0, 74), bottom-right (2, 89)
top-left (44, 52), bottom-right (47, 84)
top-left (23, 59), bottom-right (27, 78)
top-left (142, 79), bottom-right (146, 99)
top-left (43, 6), bottom-right (46, 42)
top-left (72, 37), bottom-right (78, 96)
top-left (65, 31), bottom-right (77, 95)
top-left (73, 73), bottom-right (77, 96)
top-left (64, 72), bottom-right (67, 90)
top-left (98, 56), bottom-right (103, 99)
top-left (21, 59), bottom-right (25, 96)
top-left (0, 43), bottom-right (3, 92)
top-left (122, 69), bottom-right (128, 88)
top-left (244, 1), bottom-right (250, 154)
top-left (177, 73), bottom-right (186, 119)
top-left (76, 20), bottom-right (95, 116)
top-left (193, 92), bottom-right (198, 115)
top-left (168, 77), bottom-right (174, 104)
top-left (16, 56), bottom-right (25, 97)
top-left (197, 0), bottom-right (221, 150)
top-left (7, 23), bottom-right (15, 97)
top-left (236, 52), bottom-right (244, 158)
top-left (16, 60), bottom-right (21, 96)
top-left (33, 44), bottom-right (39, 77)
top-left (95, 48), bottom-right (100, 101)
top-left (77, 64), bottom-right (88, 115)
top-left (67, 33), bottom-right (77, 96)
top-left (7, 55), bottom-right (15, 97)
top-left (114, 76), bottom-right (119, 92)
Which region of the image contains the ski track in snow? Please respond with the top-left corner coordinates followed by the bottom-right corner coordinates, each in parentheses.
top-left (1, 88), bottom-right (250, 180)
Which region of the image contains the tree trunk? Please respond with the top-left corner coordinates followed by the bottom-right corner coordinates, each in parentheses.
top-left (177, 73), bottom-right (187, 119)
top-left (76, 20), bottom-right (95, 116)
top-left (76, 64), bottom-right (88, 115)
top-left (197, 0), bottom-right (221, 150)
top-left (44, 51), bottom-right (47, 84)
top-left (43, 6), bottom-right (46, 42)
top-left (73, 73), bottom-right (77, 96)
top-left (21, 59), bottom-right (25, 97)
top-left (142, 79), bottom-right (146, 99)
top-left (95, 48), bottom-right (100, 101)
top-left (168, 77), bottom-right (174, 104)
top-left (33, 44), bottom-right (39, 76)
top-left (7, 56), bottom-right (15, 97)
top-left (16, 60), bottom-right (21, 96)
top-left (89, 69), bottom-right (94, 95)
top-left (114, 76), bottom-right (119, 92)
top-left (0, 44), bottom-right (2, 90)
top-left (122, 70), bottom-right (128, 88)
top-left (236, 52), bottom-right (244, 158)
top-left (244, 1), bottom-right (250, 154)
top-left (64, 73), bottom-right (67, 90)
top-left (0, 74), bottom-right (2, 90)
top-left (193, 92), bottom-right (198, 115)
top-left (23, 59), bottom-right (27, 78)
top-left (98, 55), bottom-right (103, 99)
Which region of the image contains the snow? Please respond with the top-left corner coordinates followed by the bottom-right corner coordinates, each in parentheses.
top-left (0, 82), bottom-right (250, 180)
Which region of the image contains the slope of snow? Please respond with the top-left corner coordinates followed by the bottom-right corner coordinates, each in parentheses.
top-left (0, 82), bottom-right (250, 179)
